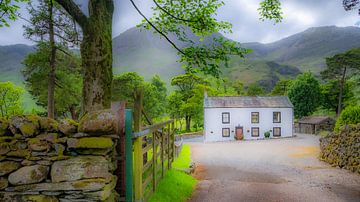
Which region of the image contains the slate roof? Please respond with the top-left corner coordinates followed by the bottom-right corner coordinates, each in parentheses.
top-left (204, 96), bottom-right (294, 108)
top-left (298, 116), bottom-right (334, 124)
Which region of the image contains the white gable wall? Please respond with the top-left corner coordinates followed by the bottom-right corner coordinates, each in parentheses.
top-left (204, 107), bottom-right (293, 142)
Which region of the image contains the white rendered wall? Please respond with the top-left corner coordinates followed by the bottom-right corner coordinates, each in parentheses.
top-left (204, 107), bottom-right (293, 142)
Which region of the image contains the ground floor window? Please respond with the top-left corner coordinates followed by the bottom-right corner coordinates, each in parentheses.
top-left (222, 128), bottom-right (230, 137)
top-left (251, 127), bottom-right (259, 137)
top-left (273, 127), bottom-right (281, 137)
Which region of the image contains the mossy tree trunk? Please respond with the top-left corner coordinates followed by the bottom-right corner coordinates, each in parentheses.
top-left (56, 0), bottom-right (114, 113)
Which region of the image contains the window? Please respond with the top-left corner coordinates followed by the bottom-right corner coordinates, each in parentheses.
top-left (251, 112), bottom-right (259, 123)
top-left (222, 128), bottom-right (230, 137)
top-left (251, 127), bottom-right (259, 137)
top-left (273, 112), bottom-right (281, 123)
top-left (273, 127), bottom-right (281, 137)
top-left (222, 112), bottom-right (230, 124)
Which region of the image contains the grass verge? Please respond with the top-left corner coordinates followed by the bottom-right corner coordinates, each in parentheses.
top-left (149, 144), bottom-right (197, 202)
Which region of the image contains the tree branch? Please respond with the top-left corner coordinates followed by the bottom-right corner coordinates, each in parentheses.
top-left (129, 0), bottom-right (186, 56)
top-left (54, 0), bottom-right (87, 29)
top-left (153, 0), bottom-right (197, 23)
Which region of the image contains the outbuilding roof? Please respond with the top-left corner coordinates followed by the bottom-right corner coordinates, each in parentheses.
top-left (298, 116), bottom-right (334, 124)
top-left (204, 96), bottom-right (293, 108)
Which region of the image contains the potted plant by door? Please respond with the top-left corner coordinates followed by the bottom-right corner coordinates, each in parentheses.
top-left (264, 130), bottom-right (271, 138)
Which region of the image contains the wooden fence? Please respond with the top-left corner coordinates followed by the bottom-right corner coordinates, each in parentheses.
top-left (113, 89), bottom-right (175, 202)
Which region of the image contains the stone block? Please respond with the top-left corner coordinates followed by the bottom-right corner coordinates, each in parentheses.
top-left (78, 110), bottom-right (115, 135)
top-left (8, 165), bottom-right (49, 185)
top-left (0, 161), bottom-right (20, 176)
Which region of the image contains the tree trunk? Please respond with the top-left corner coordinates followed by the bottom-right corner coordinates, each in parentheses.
top-left (47, 0), bottom-right (56, 119)
top-left (185, 115), bottom-right (191, 132)
top-left (55, 0), bottom-right (114, 113)
top-left (80, 1), bottom-right (114, 113)
top-left (337, 66), bottom-right (347, 116)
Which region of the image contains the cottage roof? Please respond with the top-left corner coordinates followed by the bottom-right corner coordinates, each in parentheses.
top-left (204, 96), bottom-right (293, 108)
top-left (298, 116), bottom-right (334, 124)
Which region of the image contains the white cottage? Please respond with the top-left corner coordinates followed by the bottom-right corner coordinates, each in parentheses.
top-left (204, 95), bottom-right (294, 142)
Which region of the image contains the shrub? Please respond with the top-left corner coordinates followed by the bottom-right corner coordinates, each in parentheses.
top-left (334, 105), bottom-right (360, 131)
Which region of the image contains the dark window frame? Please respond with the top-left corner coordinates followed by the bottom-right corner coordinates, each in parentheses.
top-left (251, 112), bottom-right (259, 123)
top-left (222, 128), bottom-right (230, 137)
top-left (251, 127), bottom-right (260, 137)
top-left (222, 112), bottom-right (230, 124)
top-left (273, 112), bottom-right (281, 123)
top-left (273, 127), bottom-right (281, 137)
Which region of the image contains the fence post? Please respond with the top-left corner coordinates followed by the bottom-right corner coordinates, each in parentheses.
top-left (171, 122), bottom-right (175, 163)
top-left (161, 127), bottom-right (164, 177)
top-left (167, 125), bottom-right (171, 170)
top-left (152, 132), bottom-right (157, 192)
top-left (125, 109), bottom-right (133, 202)
top-left (134, 89), bottom-right (143, 202)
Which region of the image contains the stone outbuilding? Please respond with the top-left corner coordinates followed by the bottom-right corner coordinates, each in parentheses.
top-left (295, 116), bottom-right (335, 134)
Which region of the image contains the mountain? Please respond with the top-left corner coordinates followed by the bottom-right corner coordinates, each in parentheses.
top-left (1, 26), bottom-right (360, 94)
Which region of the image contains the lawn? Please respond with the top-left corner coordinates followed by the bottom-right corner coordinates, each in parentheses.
top-left (149, 144), bottom-right (197, 202)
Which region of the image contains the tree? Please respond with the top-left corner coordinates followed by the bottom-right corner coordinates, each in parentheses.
top-left (321, 48), bottom-right (360, 115)
top-left (232, 80), bottom-right (245, 95)
top-left (320, 80), bottom-right (354, 113)
top-left (246, 83), bottom-right (265, 96)
top-left (343, 0), bottom-right (360, 15)
top-left (171, 73), bottom-right (205, 132)
top-left (167, 91), bottom-right (184, 130)
top-left (52, 0), bottom-right (282, 113)
top-left (22, 43), bottom-right (82, 119)
top-left (288, 72), bottom-right (321, 118)
top-left (0, 81), bottom-right (24, 117)
top-left (270, 79), bottom-right (292, 96)
top-left (0, 0), bottom-right (28, 27)
top-left (24, 0), bottom-right (79, 118)
top-left (112, 72), bottom-right (167, 120)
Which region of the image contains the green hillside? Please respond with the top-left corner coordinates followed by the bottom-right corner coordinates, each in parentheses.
top-left (1, 25), bottom-right (360, 110)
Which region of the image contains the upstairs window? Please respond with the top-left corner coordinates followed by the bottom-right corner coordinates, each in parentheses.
top-left (273, 112), bottom-right (281, 123)
top-left (251, 112), bottom-right (259, 123)
top-left (222, 112), bottom-right (230, 124)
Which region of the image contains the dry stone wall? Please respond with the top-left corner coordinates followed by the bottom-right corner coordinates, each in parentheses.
top-left (319, 124), bottom-right (360, 174)
top-left (0, 110), bottom-right (120, 202)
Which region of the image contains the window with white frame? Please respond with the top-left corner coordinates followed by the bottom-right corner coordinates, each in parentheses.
top-left (222, 112), bottom-right (230, 124)
top-left (273, 112), bottom-right (281, 123)
top-left (222, 128), bottom-right (230, 137)
top-left (273, 127), bottom-right (281, 137)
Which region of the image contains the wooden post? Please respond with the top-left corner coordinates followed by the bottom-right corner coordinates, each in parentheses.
top-left (172, 122), bottom-right (175, 163)
top-left (125, 109), bottom-right (133, 202)
top-left (111, 102), bottom-right (126, 197)
top-left (161, 127), bottom-right (164, 177)
top-left (134, 89), bottom-right (143, 202)
top-left (167, 125), bottom-right (171, 170)
top-left (152, 132), bottom-right (157, 192)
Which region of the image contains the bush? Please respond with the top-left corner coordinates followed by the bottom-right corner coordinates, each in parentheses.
top-left (334, 105), bottom-right (360, 131)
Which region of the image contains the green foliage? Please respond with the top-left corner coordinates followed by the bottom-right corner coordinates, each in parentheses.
top-left (320, 80), bottom-right (354, 112)
top-left (288, 72), bottom-right (321, 118)
top-left (334, 105), bottom-right (360, 131)
top-left (112, 72), bottom-right (168, 120)
top-left (270, 79), bottom-right (292, 96)
top-left (149, 144), bottom-right (196, 202)
top-left (143, 0), bottom-right (250, 77)
top-left (258, 0), bottom-right (283, 23)
top-left (0, 81), bottom-right (24, 117)
top-left (22, 43), bottom-right (82, 119)
top-left (172, 144), bottom-right (191, 170)
top-left (0, 0), bottom-right (28, 27)
top-left (246, 83), bottom-right (265, 96)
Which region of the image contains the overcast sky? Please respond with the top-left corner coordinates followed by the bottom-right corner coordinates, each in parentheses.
top-left (0, 0), bottom-right (359, 45)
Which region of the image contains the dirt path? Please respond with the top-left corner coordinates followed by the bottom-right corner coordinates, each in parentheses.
top-left (188, 134), bottom-right (360, 202)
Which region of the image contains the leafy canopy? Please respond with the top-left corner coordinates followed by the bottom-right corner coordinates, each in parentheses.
top-left (0, 0), bottom-right (28, 27)
top-left (0, 81), bottom-right (24, 117)
top-left (288, 72), bottom-right (321, 118)
top-left (22, 43), bottom-right (82, 118)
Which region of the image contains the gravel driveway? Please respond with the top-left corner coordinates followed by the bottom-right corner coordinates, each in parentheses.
top-left (188, 134), bottom-right (360, 202)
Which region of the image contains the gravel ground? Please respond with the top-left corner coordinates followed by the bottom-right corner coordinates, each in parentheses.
top-left (188, 134), bottom-right (360, 202)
